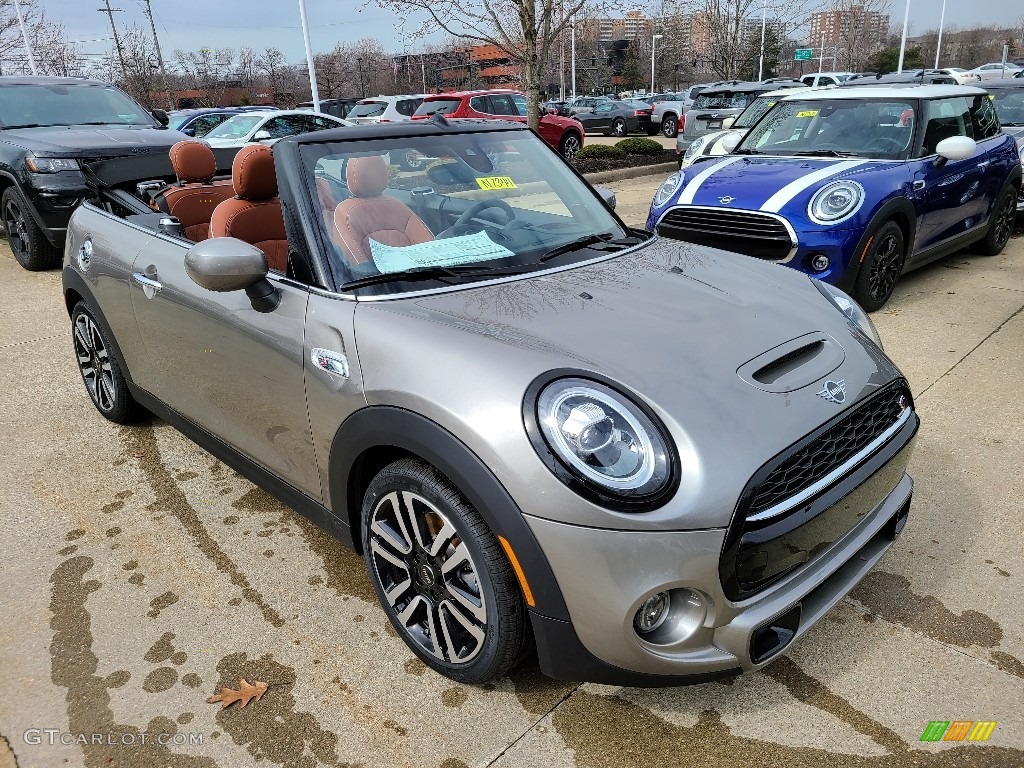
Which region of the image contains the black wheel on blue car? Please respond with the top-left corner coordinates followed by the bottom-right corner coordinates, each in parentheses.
top-left (361, 458), bottom-right (531, 683)
top-left (976, 185), bottom-right (1018, 256)
top-left (853, 220), bottom-right (905, 312)
top-left (2, 187), bottom-right (61, 271)
top-left (71, 302), bottom-right (145, 424)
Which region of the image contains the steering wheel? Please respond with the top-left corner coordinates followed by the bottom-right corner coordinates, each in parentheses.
top-left (864, 136), bottom-right (905, 154)
top-left (440, 199), bottom-right (517, 238)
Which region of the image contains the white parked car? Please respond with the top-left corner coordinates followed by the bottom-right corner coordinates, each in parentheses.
top-left (203, 109), bottom-right (349, 148)
top-left (345, 94), bottom-right (429, 125)
top-left (929, 67), bottom-right (982, 85)
top-left (964, 62), bottom-right (1023, 81)
top-left (800, 72), bottom-right (855, 88)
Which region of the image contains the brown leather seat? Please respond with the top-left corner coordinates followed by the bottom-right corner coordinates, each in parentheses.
top-left (154, 141), bottom-right (234, 241)
top-left (332, 155), bottom-right (433, 265)
top-left (209, 144), bottom-right (289, 272)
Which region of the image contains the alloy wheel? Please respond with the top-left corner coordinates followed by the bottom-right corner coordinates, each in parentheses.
top-left (612, 119), bottom-right (626, 137)
top-left (869, 233), bottom-right (902, 303)
top-left (991, 194), bottom-right (1016, 250)
top-left (561, 134), bottom-right (581, 160)
top-left (4, 198), bottom-right (29, 256)
top-left (368, 490), bottom-right (488, 665)
top-left (662, 116), bottom-right (677, 138)
top-left (74, 313), bottom-right (116, 412)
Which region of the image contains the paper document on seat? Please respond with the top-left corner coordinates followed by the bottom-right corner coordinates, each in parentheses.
top-left (369, 231), bottom-right (515, 273)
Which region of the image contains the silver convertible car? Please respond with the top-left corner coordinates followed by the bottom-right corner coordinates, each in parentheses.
top-left (63, 119), bottom-right (919, 685)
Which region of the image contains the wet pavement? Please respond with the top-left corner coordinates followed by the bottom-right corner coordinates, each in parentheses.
top-left (0, 189), bottom-right (1022, 767)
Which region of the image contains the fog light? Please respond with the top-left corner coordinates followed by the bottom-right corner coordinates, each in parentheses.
top-left (634, 592), bottom-right (670, 634)
top-left (810, 254), bottom-right (830, 272)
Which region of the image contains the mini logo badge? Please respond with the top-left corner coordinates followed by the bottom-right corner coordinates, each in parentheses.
top-left (816, 379), bottom-right (846, 404)
top-left (718, 196), bottom-right (735, 204)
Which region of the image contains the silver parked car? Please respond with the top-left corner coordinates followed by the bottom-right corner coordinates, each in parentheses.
top-left (63, 120), bottom-right (918, 685)
top-left (678, 80), bottom-right (804, 152)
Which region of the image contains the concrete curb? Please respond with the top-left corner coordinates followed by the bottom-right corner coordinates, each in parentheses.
top-left (582, 162), bottom-right (676, 184)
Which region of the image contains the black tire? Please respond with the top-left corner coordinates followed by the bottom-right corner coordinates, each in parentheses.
top-left (976, 185), bottom-right (1018, 256)
top-left (853, 220), bottom-right (905, 312)
top-left (661, 114), bottom-right (679, 138)
top-left (2, 186), bottom-right (61, 271)
top-left (611, 118), bottom-right (627, 137)
top-left (361, 458), bottom-right (531, 684)
top-left (558, 132), bottom-right (582, 160)
top-left (71, 302), bottom-right (146, 424)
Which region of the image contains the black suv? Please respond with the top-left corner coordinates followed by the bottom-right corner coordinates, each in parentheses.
top-left (0, 76), bottom-right (183, 270)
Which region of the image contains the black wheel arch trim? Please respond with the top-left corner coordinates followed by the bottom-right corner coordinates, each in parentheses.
top-left (836, 196), bottom-right (917, 295)
top-left (62, 267), bottom-right (137, 388)
top-left (328, 406), bottom-right (571, 621)
top-left (0, 170), bottom-right (51, 235)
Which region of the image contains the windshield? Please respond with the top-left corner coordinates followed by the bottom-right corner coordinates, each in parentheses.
top-left (991, 88), bottom-right (1024, 126)
top-left (301, 131), bottom-right (633, 294)
top-left (0, 84), bottom-right (153, 129)
top-left (733, 95), bottom-right (781, 129)
top-left (205, 114), bottom-right (264, 139)
top-left (693, 90), bottom-right (759, 110)
top-left (414, 99), bottom-right (461, 116)
top-left (738, 98), bottom-right (916, 159)
top-left (348, 101), bottom-right (388, 118)
top-left (167, 112), bottom-right (193, 130)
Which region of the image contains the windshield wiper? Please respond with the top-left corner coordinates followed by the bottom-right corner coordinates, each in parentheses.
top-left (341, 263), bottom-right (531, 291)
top-left (793, 149), bottom-right (857, 157)
top-left (538, 233), bottom-right (640, 263)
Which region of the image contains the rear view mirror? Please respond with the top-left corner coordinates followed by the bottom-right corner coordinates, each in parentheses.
top-left (935, 135), bottom-right (976, 164)
top-left (182, 127), bottom-right (196, 136)
top-left (253, 130), bottom-right (272, 142)
top-left (720, 133), bottom-right (742, 153)
top-left (184, 237), bottom-right (280, 312)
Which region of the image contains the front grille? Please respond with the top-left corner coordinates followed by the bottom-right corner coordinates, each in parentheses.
top-left (657, 207), bottom-right (794, 260)
top-left (748, 385), bottom-right (909, 518)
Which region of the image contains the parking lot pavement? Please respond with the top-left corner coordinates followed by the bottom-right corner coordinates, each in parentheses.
top-left (0, 195), bottom-right (1022, 767)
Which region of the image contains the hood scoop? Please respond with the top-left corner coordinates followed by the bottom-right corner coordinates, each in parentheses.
top-left (737, 332), bottom-right (844, 393)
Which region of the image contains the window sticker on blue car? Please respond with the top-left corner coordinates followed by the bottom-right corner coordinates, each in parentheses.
top-left (797, 110), bottom-right (819, 118)
top-left (368, 231), bottom-right (515, 273)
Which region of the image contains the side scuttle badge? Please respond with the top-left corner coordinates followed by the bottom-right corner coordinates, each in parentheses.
top-left (310, 348), bottom-right (349, 379)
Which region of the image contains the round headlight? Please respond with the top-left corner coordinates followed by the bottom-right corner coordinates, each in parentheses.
top-left (653, 171), bottom-right (684, 207)
top-left (531, 376), bottom-right (675, 502)
top-left (808, 180), bottom-right (864, 225)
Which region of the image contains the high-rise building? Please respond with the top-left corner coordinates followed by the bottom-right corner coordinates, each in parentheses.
top-left (809, 5), bottom-right (889, 47)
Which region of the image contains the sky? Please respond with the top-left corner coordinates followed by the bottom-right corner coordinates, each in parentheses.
top-left (38, 0), bottom-right (1024, 65)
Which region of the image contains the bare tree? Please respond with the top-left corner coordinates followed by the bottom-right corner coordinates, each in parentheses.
top-left (0, 1), bottom-right (82, 76)
top-left (374, 0), bottom-right (630, 129)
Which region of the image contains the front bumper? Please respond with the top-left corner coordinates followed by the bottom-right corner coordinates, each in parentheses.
top-left (526, 416), bottom-right (916, 685)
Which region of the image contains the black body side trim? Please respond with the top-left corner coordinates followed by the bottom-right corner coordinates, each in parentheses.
top-left (530, 612), bottom-right (741, 687)
top-left (126, 382), bottom-right (354, 547)
top-left (328, 406), bottom-right (571, 621)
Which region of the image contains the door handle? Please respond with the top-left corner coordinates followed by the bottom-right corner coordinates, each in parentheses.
top-left (132, 272), bottom-right (162, 298)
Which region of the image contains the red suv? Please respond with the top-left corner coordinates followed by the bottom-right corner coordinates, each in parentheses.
top-left (413, 89), bottom-right (584, 159)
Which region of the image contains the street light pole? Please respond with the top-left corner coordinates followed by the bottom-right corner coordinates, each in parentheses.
top-left (570, 19), bottom-right (576, 100)
top-left (651, 33), bottom-right (663, 94)
top-left (297, 0), bottom-right (321, 112)
top-left (897, 0), bottom-right (911, 73)
top-left (12, 0), bottom-right (37, 75)
top-left (758, 0), bottom-right (766, 81)
top-left (934, 0), bottom-right (947, 69)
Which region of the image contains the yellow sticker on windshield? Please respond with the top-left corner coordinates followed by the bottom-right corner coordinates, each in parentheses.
top-left (797, 110), bottom-right (819, 118)
top-left (476, 176), bottom-right (518, 190)
top-left (989, 94), bottom-right (996, 100)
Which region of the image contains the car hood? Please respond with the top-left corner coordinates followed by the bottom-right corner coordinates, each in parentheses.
top-left (0, 125), bottom-right (186, 156)
top-left (669, 155), bottom-right (902, 221)
top-left (356, 238), bottom-right (903, 529)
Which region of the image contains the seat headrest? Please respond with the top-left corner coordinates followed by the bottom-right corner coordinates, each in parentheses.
top-left (232, 144), bottom-right (278, 200)
top-left (346, 155), bottom-right (389, 198)
top-left (169, 140), bottom-right (216, 184)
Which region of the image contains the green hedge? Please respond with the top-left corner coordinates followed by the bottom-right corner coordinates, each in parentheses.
top-left (614, 137), bottom-right (664, 156)
top-left (574, 144), bottom-right (626, 159)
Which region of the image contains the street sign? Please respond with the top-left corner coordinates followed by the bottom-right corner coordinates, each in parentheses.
top-left (794, 49), bottom-right (814, 61)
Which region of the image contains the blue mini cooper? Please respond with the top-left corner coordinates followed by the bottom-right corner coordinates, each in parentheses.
top-left (646, 85), bottom-right (1022, 310)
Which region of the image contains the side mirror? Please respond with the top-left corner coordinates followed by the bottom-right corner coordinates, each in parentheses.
top-left (935, 135), bottom-right (977, 165)
top-left (184, 237), bottom-right (280, 312)
top-left (722, 116), bottom-right (736, 129)
top-left (595, 186), bottom-right (617, 210)
top-left (253, 130), bottom-right (272, 142)
top-left (182, 126), bottom-right (196, 136)
top-left (720, 132), bottom-right (742, 153)
top-left (152, 109), bottom-right (169, 126)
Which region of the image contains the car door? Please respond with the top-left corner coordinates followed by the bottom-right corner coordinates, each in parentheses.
top-left (128, 234), bottom-right (321, 497)
top-left (583, 102), bottom-right (614, 132)
top-left (910, 97), bottom-right (991, 255)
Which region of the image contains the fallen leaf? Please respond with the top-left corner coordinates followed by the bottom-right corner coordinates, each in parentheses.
top-left (207, 678), bottom-right (268, 709)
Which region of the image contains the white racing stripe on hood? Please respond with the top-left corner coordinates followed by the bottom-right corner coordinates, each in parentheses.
top-left (759, 160), bottom-right (867, 213)
top-left (677, 155), bottom-right (745, 204)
